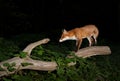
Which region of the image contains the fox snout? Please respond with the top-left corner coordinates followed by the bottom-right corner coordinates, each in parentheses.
top-left (59, 36), bottom-right (69, 42)
top-left (59, 39), bottom-right (63, 42)
top-left (59, 39), bottom-right (62, 42)
top-left (59, 36), bottom-right (77, 42)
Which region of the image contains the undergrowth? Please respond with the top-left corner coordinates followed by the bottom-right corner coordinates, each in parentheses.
top-left (0, 34), bottom-right (120, 81)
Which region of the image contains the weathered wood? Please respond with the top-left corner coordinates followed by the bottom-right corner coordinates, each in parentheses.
top-left (0, 57), bottom-right (57, 77)
top-left (0, 38), bottom-right (111, 77)
top-left (75, 46), bottom-right (111, 58)
top-left (23, 38), bottom-right (50, 56)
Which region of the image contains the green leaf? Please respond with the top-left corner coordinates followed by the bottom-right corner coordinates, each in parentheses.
top-left (57, 68), bottom-right (65, 76)
top-left (19, 52), bottom-right (27, 58)
top-left (3, 63), bottom-right (10, 67)
top-left (7, 67), bottom-right (16, 72)
top-left (21, 62), bottom-right (33, 67)
top-left (37, 50), bottom-right (44, 55)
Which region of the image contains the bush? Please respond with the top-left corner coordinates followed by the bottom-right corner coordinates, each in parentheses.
top-left (0, 34), bottom-right (120, 81)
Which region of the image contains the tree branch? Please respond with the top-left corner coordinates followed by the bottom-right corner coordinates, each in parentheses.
top-left (23, 38), bottom-right (50, 56)
top-left (74, 46), bottom-right (111, 58)
top-left (0, 38), bottom-right (111, 77)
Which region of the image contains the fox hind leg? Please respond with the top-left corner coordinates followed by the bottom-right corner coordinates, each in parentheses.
top-left (93, 35), bottom-right (97, 45)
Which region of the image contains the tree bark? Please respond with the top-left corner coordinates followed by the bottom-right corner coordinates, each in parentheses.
top-left (0, 38), bottom-right (111, 77)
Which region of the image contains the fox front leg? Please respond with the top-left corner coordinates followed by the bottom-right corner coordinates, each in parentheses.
top-left (75, 39), bottom-right (82, 52)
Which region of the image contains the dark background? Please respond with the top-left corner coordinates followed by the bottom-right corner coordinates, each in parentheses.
top-left (0, 0), bottom-right (119, 42)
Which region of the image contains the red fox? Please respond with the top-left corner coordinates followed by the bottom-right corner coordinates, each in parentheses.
top-left (59, 24), bottom-right (99, 52)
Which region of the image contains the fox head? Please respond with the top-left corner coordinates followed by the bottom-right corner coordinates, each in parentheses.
top-left (59, 29), bottom-right (77, 42)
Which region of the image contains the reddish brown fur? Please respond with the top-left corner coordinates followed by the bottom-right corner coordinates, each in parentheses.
top-left (59, 24), bottom-right (99, 52)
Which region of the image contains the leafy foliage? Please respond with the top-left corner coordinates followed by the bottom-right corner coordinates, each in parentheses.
top-left (21, 62), bottom-right (33, 67)
top-left (0, 34), bottom-right (120, 81)
top-left (0, 37), bottom-right (19, 61)
top-left (14, 51), bottom-right (27, 58)
top-left (3, 62), bottom-right (16, 72)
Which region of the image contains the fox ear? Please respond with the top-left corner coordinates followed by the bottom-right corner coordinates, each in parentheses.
top-left (62, 29), bottom-right (67, 33)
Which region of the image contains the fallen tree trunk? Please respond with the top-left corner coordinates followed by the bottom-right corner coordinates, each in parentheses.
top-left (0, 38), bottom-right (111, 77)
top-left (75, 46), bottom-right (111, 58)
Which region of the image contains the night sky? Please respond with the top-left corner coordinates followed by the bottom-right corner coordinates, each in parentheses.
top-left (0, 0), bottom-right (119, 42)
